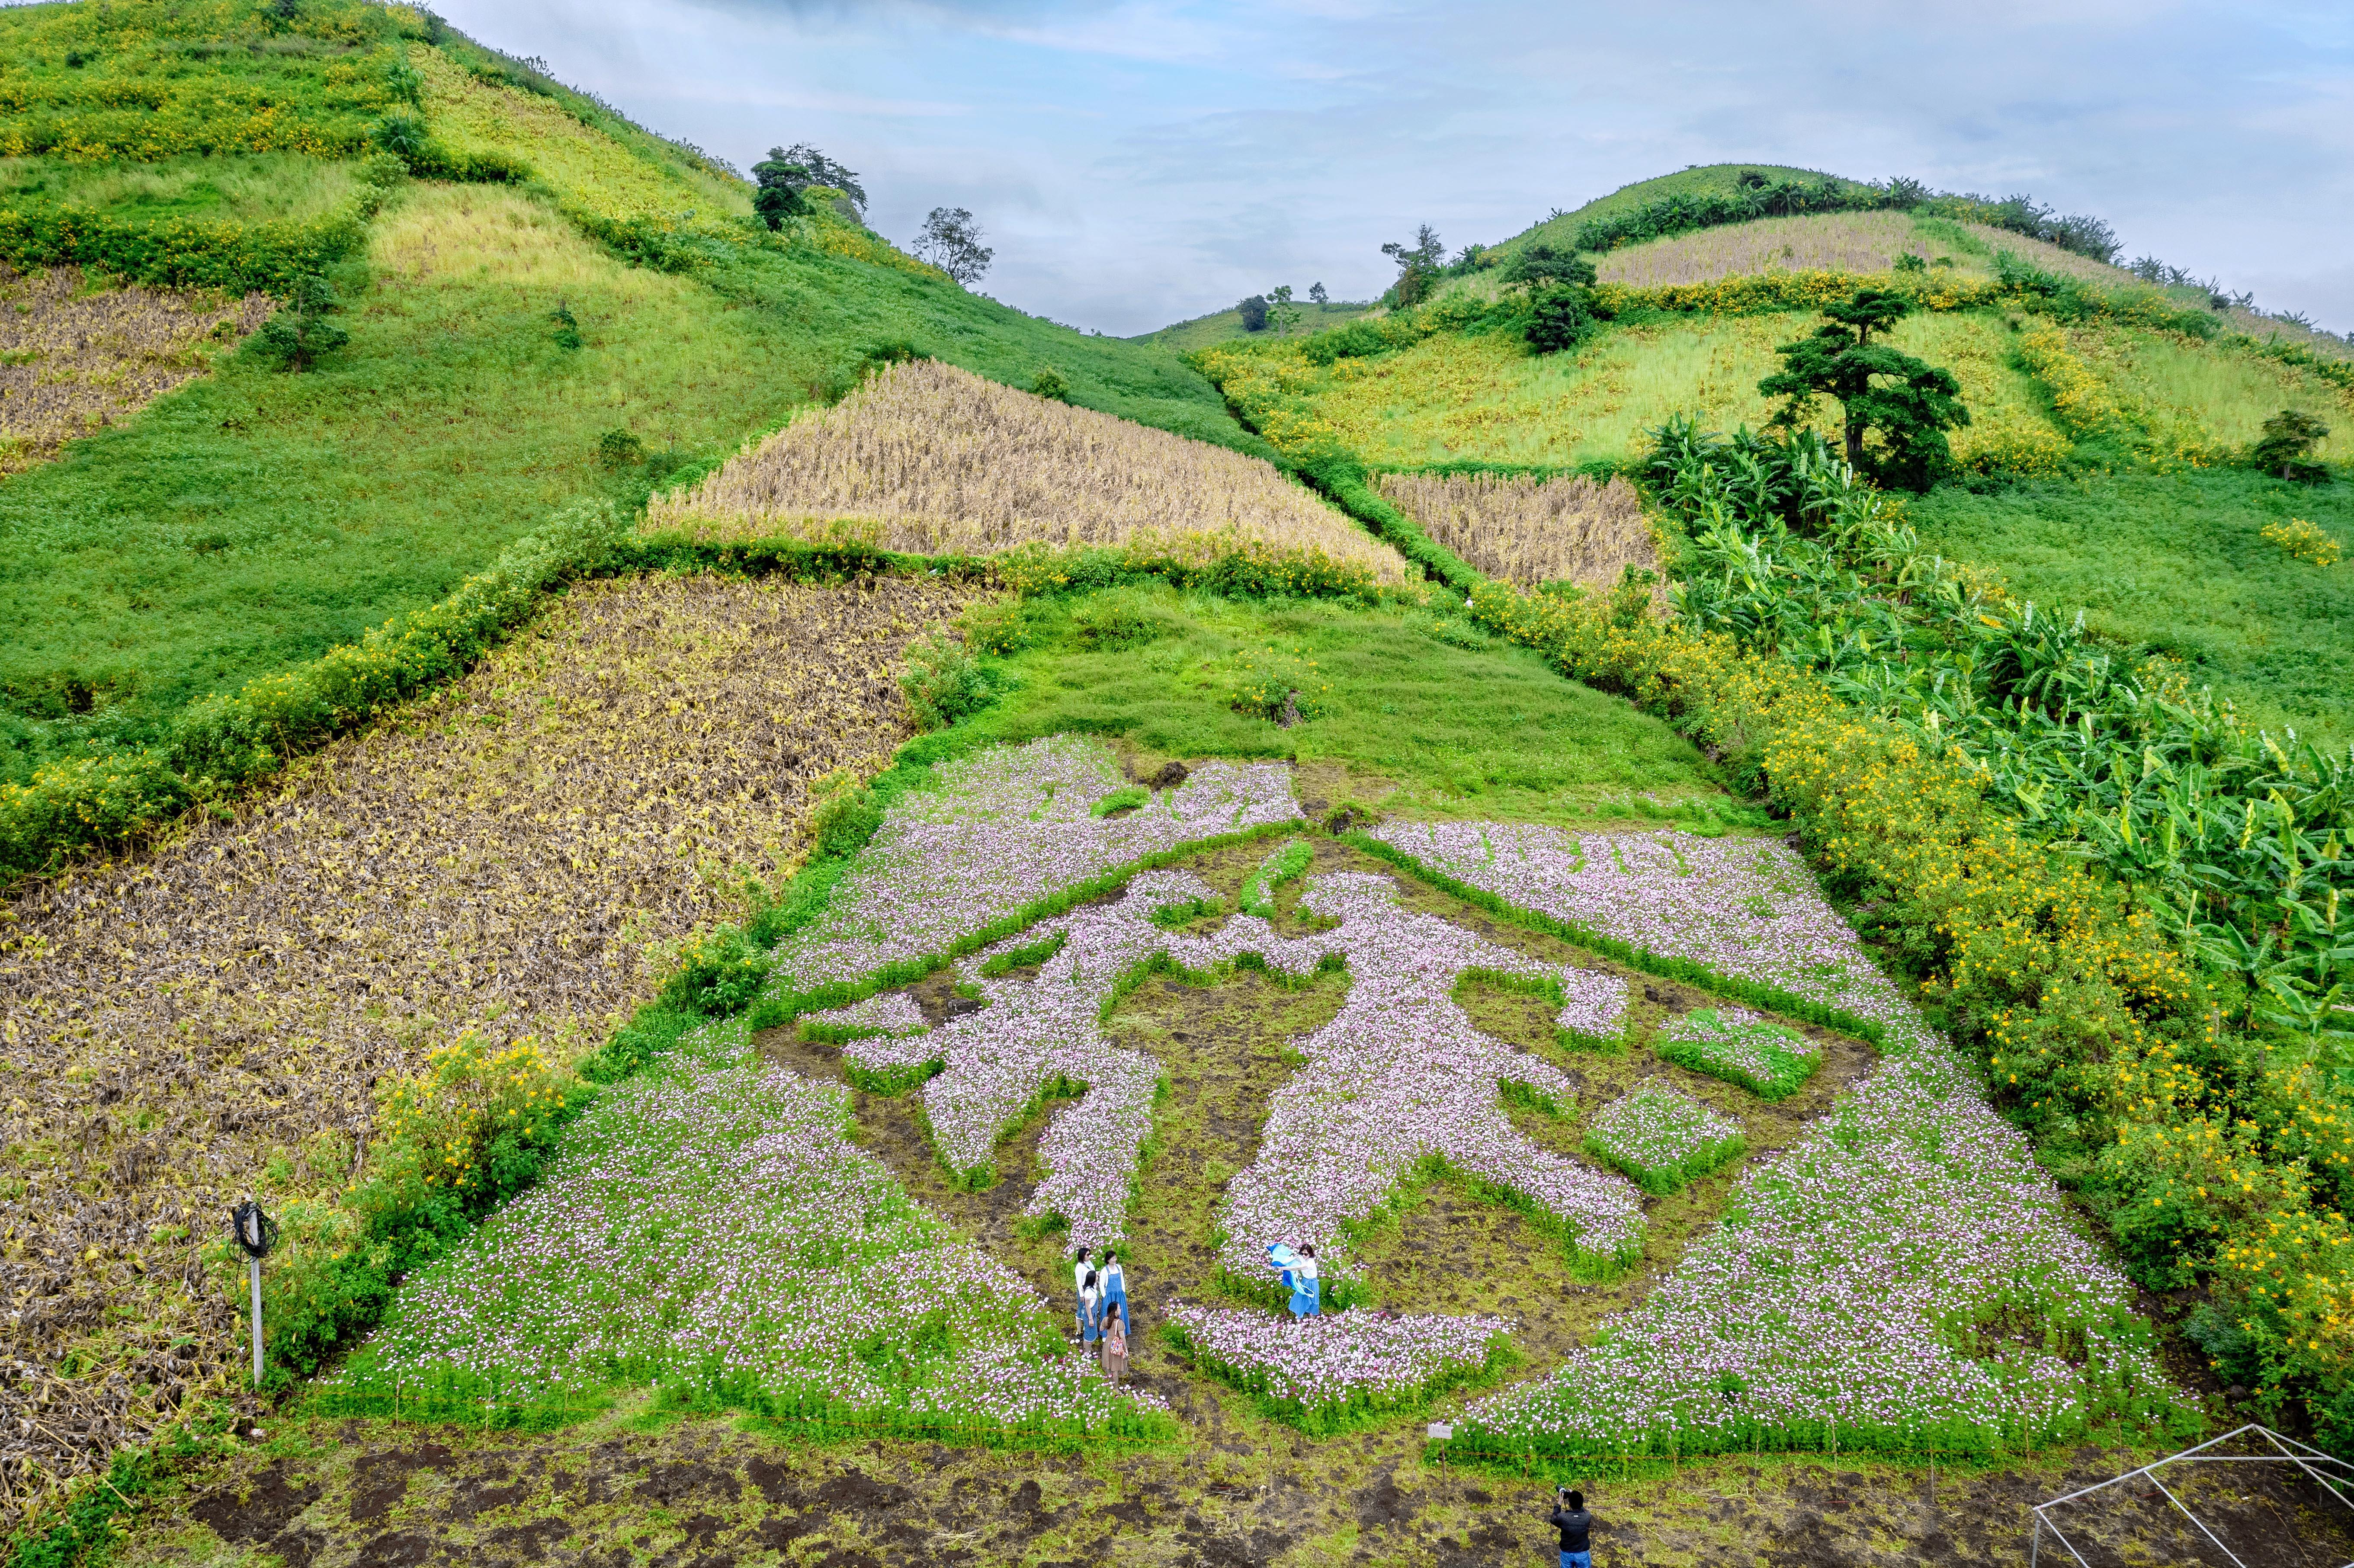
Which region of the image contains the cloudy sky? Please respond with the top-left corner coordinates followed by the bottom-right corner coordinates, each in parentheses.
top-left (436, 0), bottom-right (2354, 338)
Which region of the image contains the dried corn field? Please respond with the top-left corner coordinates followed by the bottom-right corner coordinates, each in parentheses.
top-left (647, 356), bottom-right (1409, 582)
top-left (1594, 212), bottom-right (1936, 288)
top-left (1377, 471), bottom-right (1655, 590)
top-left (0, 571), bottom-right (970, 1521)
top-left (0, 266), bottom-right (271, 474)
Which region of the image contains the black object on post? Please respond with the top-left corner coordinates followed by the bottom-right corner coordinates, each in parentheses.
top-left (230, 1202), bottom-right (277, 1387)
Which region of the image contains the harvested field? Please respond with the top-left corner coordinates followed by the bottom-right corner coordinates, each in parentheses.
top-left (0, 571), bottom-right (970, 1521)
top-left (1377, 471), bottom-right (1654, 589)
top-left (647, 356), bottom-right (1410, 581)
top-left (1595, 211), bottom-right (1931, 287)
top-left (0, 265), bottom-right (269, 474)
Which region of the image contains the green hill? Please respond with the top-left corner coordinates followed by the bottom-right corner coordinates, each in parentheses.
top-left (0, 0), bottom-right (1263, 784)
top-left (1131, 297), bottom-right (1378, 351)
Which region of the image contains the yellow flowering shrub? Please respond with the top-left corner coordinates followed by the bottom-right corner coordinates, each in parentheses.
top-left (2262, 517), bottom-right (2343, 567)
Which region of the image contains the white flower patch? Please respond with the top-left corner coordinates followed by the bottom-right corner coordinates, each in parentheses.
top-left (1216, 872), bottom-right (1645, 1279)
top-left (800, 989), bottom-right (930, 1039)
top-left (336, 1016), bottom-right (1165, 1430)
top-left (1556, 968), bottom-right (1630, 1045)
top-left (1369, 821), bottom-right (2182, 1449)
top-left (890, 868), bottom-right (1332, 1250)
top-left (1584, 1081), bottom-right (1745, 1195)
top-left (1462, 1074), bottom-right (2175, 1451)
top-left (771, 736), bottom-right (1299, 991)
top-left (1163, 1299), bottom-right (1511, 1413)
top-left (1371, 822), bottom-right (1936, 1055)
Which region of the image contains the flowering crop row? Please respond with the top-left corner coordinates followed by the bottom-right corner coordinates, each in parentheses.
top-left (1363, 817), bottom-right (2185, 1455)
top-left (1160, 1300), bottom-right (1514, 1434)
top-left (768, 735), bottom-right (1301, 995)
top-left (327, 1013), bottom-right (1172, 1443)
top-left (1584, 1081), bottom-right (1747, 1196)
top-left (1657, 1007), bottom-right (1823, 1102)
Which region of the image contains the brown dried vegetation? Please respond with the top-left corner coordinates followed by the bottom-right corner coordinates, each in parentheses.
top-left (0, 572), bottom-right (971, 1520)
top-left (1377, 471), bottom-right (1655, 590)
top-left (647, 356), bottom-right (1410, 581)
top-left (0, 265), bottom-right (270, 474)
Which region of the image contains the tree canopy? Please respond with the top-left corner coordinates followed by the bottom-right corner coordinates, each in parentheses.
top-left (1757, 289), bottom-right (1967, 490)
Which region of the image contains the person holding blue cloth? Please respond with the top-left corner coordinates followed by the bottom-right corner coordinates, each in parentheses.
top-left (1266, 1242), bottom-right (1321, 1317)
top-left (1288, 1244), bottom-right (1320, 1316)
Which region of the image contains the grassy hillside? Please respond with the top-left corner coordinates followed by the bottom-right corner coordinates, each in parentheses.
top-left (1132, 298), bottom-right (1377, 352)
top-left (1911, 471), bottom-right (2354, 744)
top-left (0, 0), bottom-right (1270, 784)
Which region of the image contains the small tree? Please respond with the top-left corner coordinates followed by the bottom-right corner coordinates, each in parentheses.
top-left (1501, 243), bottom-right (1595, 291)
top-left (1381, 225), bottom-right (1444, 308)
top-left (914, 207), bottom-right (993, 285)
top-left (1757, 288), bottom-right (1968, 489)
top-left (1308, 282), bottom-right (1328, 309)
top-left (769, 144), bottom-right (866, 214)
top-left (751, 152), bottom-right (811, 230)
top-left (1266, 285), bottom-right (1302, 334)
top-left (252, 274), bottom-right (350, 372)
top-left (1237, 295), bottom-right (1268, 332)
top-left (1526, 286), bottom-right (1595, 355)
top-left (2251, 409), bottom-right (2331, 482)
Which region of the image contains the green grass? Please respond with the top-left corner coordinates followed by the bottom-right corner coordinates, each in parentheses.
top-left (1291, 306), bottom-right (2053, 470)
top-left (1130, 300), bottom-right (1378, 352)
top-left (966, 584), bottom-right (1735, 821)
top-left (0, 0), bottom-right (410, 162)
top-left (0, 152), bottom-right (368, 225)
top-left (0, 183), bottom-right (1262, 779)
top-left (1911, 469), bottom-right (2354, 744)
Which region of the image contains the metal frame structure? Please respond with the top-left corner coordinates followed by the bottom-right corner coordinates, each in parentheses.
top-left (2030, 1424), bottom-right (2354, 1567)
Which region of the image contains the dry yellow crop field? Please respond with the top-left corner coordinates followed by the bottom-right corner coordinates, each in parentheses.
top-left (1594, 212), bottom-right (1934, 287)
top-left (0, 572), bottom-right (969, 1508)
top-left (648, 356), bottom-right (1411, 581)
top-left (0, 266), bottom-right (270, 474)
top-left (1378, 470), bottom-right (1655, 589)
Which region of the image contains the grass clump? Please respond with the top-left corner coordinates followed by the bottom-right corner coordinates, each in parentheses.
top-left (1238, 839), bottom-right (1314, 916)
top-left (1654, 1008), bottom-right (1822, 1102)
top-left (1583, 1080), bottom-right (1747, 1195)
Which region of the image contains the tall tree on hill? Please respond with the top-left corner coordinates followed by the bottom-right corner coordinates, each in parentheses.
top-left (914, 207), bottom-right (993, 286)
top-left (1308, 282), bottom-right (1328, 308)
top-left (1236, 295), bottom-right (1269, 332)
top-left (1757, 289), bottom-right (1968, 490)
top-left (750, 152), bottom-right (811, 229)
top-left (1381, 225), bottom-right (1444, 308)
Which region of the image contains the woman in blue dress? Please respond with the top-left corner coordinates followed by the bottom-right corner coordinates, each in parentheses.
top-left (1099, 1249), bottom-right (1129, 1330)
top-left (1288, 1245), bottom-right (1321, 1317)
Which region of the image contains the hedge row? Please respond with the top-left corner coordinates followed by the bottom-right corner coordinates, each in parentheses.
top-left (0, 189), bottom-right (378, 296)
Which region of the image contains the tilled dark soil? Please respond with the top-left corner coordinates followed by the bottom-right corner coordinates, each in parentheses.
top-left (125, 1410), bottom-right (2354, 1567)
